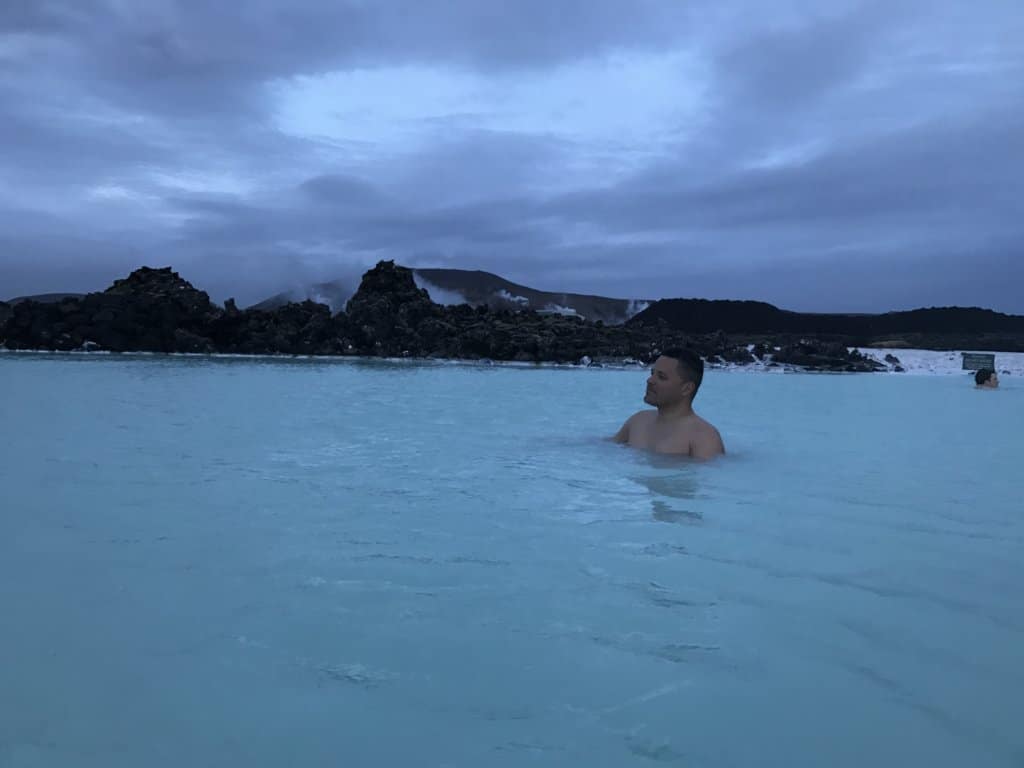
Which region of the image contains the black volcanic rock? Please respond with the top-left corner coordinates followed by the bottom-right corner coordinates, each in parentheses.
top-left (251, 266), bottom-right (648, 324)
top-left (0, 268), bottom-right (355, 356)
top-left (630, 297), bottom-right (1024, 345)
top-left (344, 261), bottom-right (441, 354)
top-left (716, 344), bottom-right (757, 365)
top-left (212, 299), bottom-right (347, 355)
top-left (1, 259), bottom-right (1000, 372)
top-left (771, 340), bottom-right (884, 372)
top-left (333, 261), bottom-right (682, 364)
top-left (2, 267), bottom-right (220, 352)
top-left (630, 298), bottom-right (809, 334)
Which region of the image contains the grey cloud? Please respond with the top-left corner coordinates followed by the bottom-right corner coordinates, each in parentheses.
top-left (716, 2), bottom-right (884, 111)
top-left (529, 238), bottom-right (1024, 314)
top-left (0, 0), bottom-right (95, 34)
top-left (299, 174), bottom-right (388, 207)
top-left (3, 0), bottom-right (698, 121)
top-left (168, 186), bottom-right (545, 258)
top-left (552, 103), bottom-right (1024, 242)
top-left (381, 129), bottom-right (574, 206)
top-left (0, 91), bottom-right (169, 183)
top-left (0, 232), bottom-right (149, 299)
top-left (2, 0), bottom-right (1023, 313)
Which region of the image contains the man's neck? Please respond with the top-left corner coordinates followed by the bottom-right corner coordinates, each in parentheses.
top-left (656, 401), bottom-right (694, 421)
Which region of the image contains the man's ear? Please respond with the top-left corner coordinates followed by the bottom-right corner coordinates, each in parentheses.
top-left (681, 380), bottom-right (696, 399)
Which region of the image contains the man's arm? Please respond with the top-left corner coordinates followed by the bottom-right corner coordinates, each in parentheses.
top-left (689, 427), bottom-right (725, 460)
top-left (611, 414), bottom-right (633, 443)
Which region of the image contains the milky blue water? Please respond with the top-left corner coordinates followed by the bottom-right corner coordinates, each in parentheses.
top-left (0, 353), bottom-right (1021, 767)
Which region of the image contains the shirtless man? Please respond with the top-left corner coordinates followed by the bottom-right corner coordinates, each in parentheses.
top-left (612, 348), bottom-right (725, 460)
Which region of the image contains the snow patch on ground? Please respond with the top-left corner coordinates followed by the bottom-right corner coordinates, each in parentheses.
top-left (853, 348), bottom-right (1022, 376)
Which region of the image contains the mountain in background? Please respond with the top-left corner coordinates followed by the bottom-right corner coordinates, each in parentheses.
top-left (9, 265), bottom-right (1024, 349)
top-left (628, 299), bottom-right (1024, 339)
top-left (250, 267), bottom-right (651, 325)
top-left (413, 268), bottom-right (650, 325)
top-left (8, 293), bottom-right (87, 304)
top-left (249, 280), bottom-right (352, 313)
top-left (249, 266), bottom-right (1024, 345)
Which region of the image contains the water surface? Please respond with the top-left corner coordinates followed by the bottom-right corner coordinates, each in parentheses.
top-left (1, 354), bottom-right (1020, 766)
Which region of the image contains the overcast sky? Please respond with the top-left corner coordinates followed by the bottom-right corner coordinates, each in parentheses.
top-left (1, 1), bottom-right (1022, 311)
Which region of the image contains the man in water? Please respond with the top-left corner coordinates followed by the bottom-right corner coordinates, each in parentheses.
top-left (975, 368), bottom-right (1000, 388)
top-left (612, 348), bottom-right (725, 459)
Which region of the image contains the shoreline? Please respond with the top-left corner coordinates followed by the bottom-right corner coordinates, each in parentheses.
top-left (7, 263), bottom-right (1023, 375)
top-left (2, 346), bottom-right (1019, 377)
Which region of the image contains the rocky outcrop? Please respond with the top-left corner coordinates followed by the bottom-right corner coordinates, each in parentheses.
top-left (212, 299), bottom-right (348, 355)
top-left (0, 261), bottom-right (888, 372)
top-left (0, 301), bottom-right (10, 328)
top-left (771, 340), bottom-right (884, 372)
top-left (1, 267), bottom-right (221, 352)
top-left (344, 261), bottom-right (442, 354)
top-left (251, 266), bottom-right (645, 325)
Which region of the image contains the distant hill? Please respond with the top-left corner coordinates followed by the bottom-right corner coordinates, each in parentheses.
top-left (249, 280), bottom-right (353, 313)
top-left (8, 292), bottom-right (86, 305)
top-left (630, 299), bottom-right (1024, 339)
top-left (15, 265), bottom-right (1024, 349)
top-left (412, 268), bottom-right (649, 325)
top-left (251, 267), bottom-right (652, 325)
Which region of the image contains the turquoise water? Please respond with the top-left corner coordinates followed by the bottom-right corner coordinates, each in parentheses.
top-left (0, 353), bottom-right (1021, 767)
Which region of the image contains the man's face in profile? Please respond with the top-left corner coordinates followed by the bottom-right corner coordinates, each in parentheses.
top-left (644, 356), bottom-right (692, 406)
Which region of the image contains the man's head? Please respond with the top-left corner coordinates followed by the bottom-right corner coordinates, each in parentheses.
top-left (644, 348), bottom-right (704, 408)
top-left (975, 368), bottom-right (999, 388)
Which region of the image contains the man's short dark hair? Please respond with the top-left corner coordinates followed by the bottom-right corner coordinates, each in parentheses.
top-left (975, 367), bottom-right (995, 385)
top-left (660, 347), bottom-right (704, 399)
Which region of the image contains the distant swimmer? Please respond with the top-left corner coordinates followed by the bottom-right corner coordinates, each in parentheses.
top-left (975, 368), bottom-right (1000, 389)
top-left (612, 348), bottom-right (725, 460)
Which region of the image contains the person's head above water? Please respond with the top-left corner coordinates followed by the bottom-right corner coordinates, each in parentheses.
top-left (644, 348), bottom-right (704, 409)
top-left (613, 347), bottom-right (724, 458)
top-left (975, 368), bottom-right (999, 388)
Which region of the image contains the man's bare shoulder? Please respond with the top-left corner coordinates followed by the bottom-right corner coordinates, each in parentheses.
top-left (690, 413), bottom-right (720, 434)
top-left (611, 409), bottom-right (656, 443)
top-left (627, 409), bottom-right (659, 433)
top-left (689, 414), bottom-right (725, 458)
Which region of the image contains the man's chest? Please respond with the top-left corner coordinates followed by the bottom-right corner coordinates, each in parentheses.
top-left (629, 420), bottom-right (692, 454)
